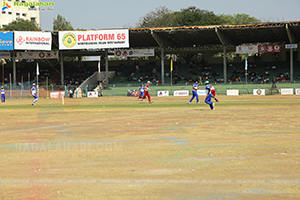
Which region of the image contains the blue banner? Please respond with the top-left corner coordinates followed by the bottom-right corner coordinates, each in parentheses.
top-left (0, 32), bottom-right (14, 50)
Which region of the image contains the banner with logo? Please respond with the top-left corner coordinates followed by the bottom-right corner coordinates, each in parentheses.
top-left (87, 91), bottom-right (98, 98)
top-left (16, 51), bottom-right (59, 60)
top-left (236, 45), bottom-right (258, 54)
top-left (253, 89), bottom-right (266, 95)
top-left (197, 90), bottom-right (207, 96)
top-left (0, 52), bottom-right (10, 59)
top-left (14, 31), bottom-right (52, 50)
top-left (295, 89), bottom-right (300, 95)
top-left (114, 49), bottom-right (155, 57)
top-left (258, 45), bottom-right (281, 53)
top-left (0, 32), bottom-right (13, 50)
top-left (50, 92), bottom-right (65, 99)
top-left (280, 88), bottom-right (293, 95)
top-left (157, 91), bottom-right (169, 97)
top-left (59, 29), bottom-right (129, 50)
top-left (226, 90), bottom-right (239, 96)
top-left (174, 90), bottom-right (189, 96)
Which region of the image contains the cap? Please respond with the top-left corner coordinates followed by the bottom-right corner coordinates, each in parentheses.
top-left (147, 81), bottom-right (151, 83)
top-left (33, 83), bottom-right (36, 86)
top-left (205, 81), bottom-right (209, 84)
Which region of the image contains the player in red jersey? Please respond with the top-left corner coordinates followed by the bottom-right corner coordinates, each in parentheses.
top-left (142, 81), bottom-right (153, 103)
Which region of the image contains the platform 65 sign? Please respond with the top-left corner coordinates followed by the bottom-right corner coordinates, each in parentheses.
top-left (59, 29), bottom-right (129, 50)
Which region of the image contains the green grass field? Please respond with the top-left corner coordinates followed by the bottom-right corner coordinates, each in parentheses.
top-left (0, 95), bottom-right (300, 199)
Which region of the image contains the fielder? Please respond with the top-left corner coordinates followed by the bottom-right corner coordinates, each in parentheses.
top-left (208, 82), bottom-right (219, 102)
top-left (31, 83), bottom-right (38, 106)
top-left (142, 81), bottom-right (153, 103)
top-left (189, 80), bottom-right (200, 104)
top-left (1, 86), bottom-right (5, 103)
top-left (205, 81), bottom-right (215, 110)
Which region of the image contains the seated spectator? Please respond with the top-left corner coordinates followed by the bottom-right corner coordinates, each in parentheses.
top-left (265, 70), bottom-right (269, 76)
top-left (272, 65), bottom-right (276, 70)
top-left (120, 77), bottom-right (124, 82)
top-left (165, 72), bottom-right (169, 77)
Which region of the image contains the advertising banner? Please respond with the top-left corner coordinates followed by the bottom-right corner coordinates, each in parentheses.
top-left (295, 89), bottom-right (300, 95)
top-left (0, 32), bottom-right (13, 50)
top-left (59, 29), bottom-right (129, 50)
top-left (258, 45), bottom-right (281, 53)
top-left (226, 90), bottom-right (239, 96)
top-left (114, 49), bottom-right (155, 57)
top-left (236, 45), bottom-right (258, 54)
top-left (16, 51), bottom-right (59, 60)
top-left (14, 31), bottom-right (52, 50)
top-left (0, 52), bottom-right (10, 59)
top-left (87, 91), bottom-right (98, 98)
top-left (157, 91), bottom-right (169, 97)
top-left (280, 88), bottom-right (293, 95)
top-left (253, 89), bottom-right (266, 95)
top-left (50, 92), bottom-right (65, 99)
top-left (174, 90), bottom-right (189, 97)
top-left (197, 90), bottom-right (207, 96)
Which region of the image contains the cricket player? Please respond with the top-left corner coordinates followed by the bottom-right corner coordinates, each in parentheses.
top-left (142, 81), bottom-right (153, 103)
top-left (205, 81), bottom-right (214, 110)
top-left (138, 84), bottom-right (145, 100)
top-left (189, 80), bottom-right (200, 104)
top-left (31, 83), bottom-right (38, 105)
top-left (208, 82), bottom-right (219, 102)
top-left (1, 86), bottom-right (5, 103)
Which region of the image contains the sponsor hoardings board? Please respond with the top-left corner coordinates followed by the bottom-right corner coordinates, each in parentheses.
top-left (14, 31), bottom-right (52, 50)
top-left (281, 88), bottom-right (293, 95)
top-left (114, 49), bottom-right (155, 57)
top-left (258, 45), bottom-right (281, 53)
top-left (87, 91), bottom-right (98, 98)
top-left (197, 90), bottom-right (207, 96)
top-left (236, 45), bottom-right (258, 54)
top-left (157, 91), bottom-right (169, 97)
top-left (0, 52), bottom-right (10, 59)
top-left (16, 51), bottom-right (59, 60)
top-left (226, 90), bottom-right (239, 96)
top-left (253, 89), bottom-right (266, 95)
top-left (50, 92), bottom-right (65, 99)
top-left (0, 32), bottom-right (13, 50)
top-left (59, 30), bottom-right (129, 50)
top-left (295, 89), bottom-right (300, 95)
top-left (174, 90), bottom-right (189, 96)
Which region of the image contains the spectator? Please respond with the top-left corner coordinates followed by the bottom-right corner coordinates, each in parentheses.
top-left (272, 65), bottom-right (276, 70)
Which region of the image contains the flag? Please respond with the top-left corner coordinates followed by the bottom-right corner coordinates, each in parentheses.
top-left (245, 57), bottom-right (248, 71)
top-left (36, 63), bottom-right (40, 75)
top-left (170, 58), bottom-right (173, 72)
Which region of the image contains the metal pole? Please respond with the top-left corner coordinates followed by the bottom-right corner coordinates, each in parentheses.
top-left (290, 48), bottom-right (293, 82)
top-left (223, 46), bottom-right (227, 84)
top-left (2, 62), bottom-right (4, 86)
top-left (12, 52), bottom-right (16, 88)
top-left (60, 51), bottom-right (64, 85)
top-left (9, 73), bottom-right (11, 98)
top-left (46, 77), bottom-right (49, 98)
top-left (105, 49), bottom-right (109, 85)
top-left (161, 48), bottom-right (164, 85)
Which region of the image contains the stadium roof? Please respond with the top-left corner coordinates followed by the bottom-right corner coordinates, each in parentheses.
top-left (52, 21), bottom-right (300, 56)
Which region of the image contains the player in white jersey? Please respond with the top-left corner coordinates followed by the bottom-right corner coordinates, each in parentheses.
top-left (31, 83), bottom-right (38, 105)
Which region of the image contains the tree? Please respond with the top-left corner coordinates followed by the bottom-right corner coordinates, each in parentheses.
top-left (219, 14), bottom-right (261, 25)
top-left (1, 18), bottom-right (40, 31)
top-left (53, 14), bottom-right (74, 31)
top-left (137, 6), bottom-right (175, 28)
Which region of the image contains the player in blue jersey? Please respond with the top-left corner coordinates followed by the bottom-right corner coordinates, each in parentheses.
top-left (205, 81), bottom-right (215, 110)
top-left (189, 81), bottom-right (200, 104)
top-left (1, 86), bottom-right (5, 103)
top-left (137, 83), bottom-right (145, 100)
top-left (31, 83), bottom-right (38, 106)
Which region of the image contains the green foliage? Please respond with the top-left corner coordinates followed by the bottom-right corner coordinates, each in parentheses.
top-left (137, 6), bottom-right (261, 28)
top-left (1, 18), bottom-right (40, 31)
top-left (53, 14), bottom-right (74, 31)
top-left (219, 14), bottom-right (261, 25)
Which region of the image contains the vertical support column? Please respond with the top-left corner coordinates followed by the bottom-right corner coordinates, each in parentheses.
top-left (60, 51), bottom-right (64, 85)
top-left (290, 48), bottom-right (293, 82)
top-left (12, 51), bottom-right (16, 87)
top-left (223, 46), bottom-right (227, 83)
top-left (105, 49), bottom-right (109, 84)
top-left (161, 48), bottom-right (164, 85)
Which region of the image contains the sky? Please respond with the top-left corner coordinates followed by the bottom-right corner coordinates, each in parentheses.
top-left (40, 0), bottom-right (300, 31)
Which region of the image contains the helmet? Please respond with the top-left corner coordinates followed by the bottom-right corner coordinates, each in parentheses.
top-left (205, 81), bottom-right (209, 84)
